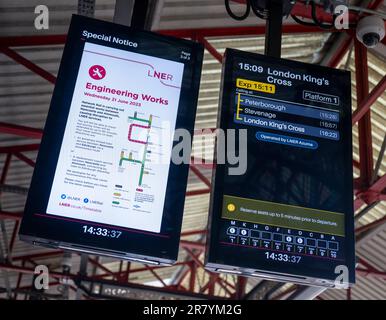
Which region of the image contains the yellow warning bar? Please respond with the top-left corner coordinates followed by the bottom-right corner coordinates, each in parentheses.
top-left (236, 78), bottom-right (275, 94)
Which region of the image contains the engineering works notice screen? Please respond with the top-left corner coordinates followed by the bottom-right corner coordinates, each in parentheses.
top-left (46, 42), bottom-right (184, 233)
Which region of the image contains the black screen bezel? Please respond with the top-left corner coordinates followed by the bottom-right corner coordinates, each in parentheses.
top-left (205, 48), bottom-right (355, 284)
top-left (19, 15), bottom-right (204, 264)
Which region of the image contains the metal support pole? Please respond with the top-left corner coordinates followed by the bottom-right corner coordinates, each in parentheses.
top-left (61, 252), bottom-right (72, 300)
top-left (234, 276), bottom-right (247, 299)
top-left (244, 280), bottom-right (283, 300)
top-left (189, 261), bottom-right (196, 292)
top-left (0, 47), bottom-right (56, 84)
top-left (355, 201), bottom-right (379, 222)
top-left (0, 240), bottom-right (12, 299)
top-left (114, 0), bottom-right (135, 26)
top-left (77, 0), bottom-right (95, 17)
top-left (264, 0), bottom-right (283, 58)
top-left (287, 285), bottom-right (326, 300)
top-left (114, 0), bottom-right (154, 30)
top-left (371, 133), bottom-right (386, 184)
top-left (76, 254), bottom-right (88, 300)
top-left (207, 274), bottom-right (216, 295)
top-left (352, 75), bottom-right (386, 125)
top-left (123, 261), bottom-right (131, 282)
top-left (131, 0), bottom-right (150, 29)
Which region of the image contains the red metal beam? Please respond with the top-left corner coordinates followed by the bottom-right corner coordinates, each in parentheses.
top-left (0, 122), bottom-right (43, 139)
top-left (369, 174), bottom-right (386, 194)
top-left (0, 262), bottom-right (77, 280)
top-left (0, 210), bottom-right (23, 220)
top-left (217, 277), bottom-right (235, 297)
top-left (200, 273), bottom-right (218, 294)
top-left (0, 152), bottom-right (14, 259)
top-left (5, 258), bottom-right (386, 298)
top-left (0, 262), bottom-right (224, 298)
top-left (291, 2), bottom-right (356, 24)
top-left (184, 248), bottom-right (205, 268)
top-left (354, 196), bottom-right (386, 237)
top-left (94, 260), bottom-right (190, 278)
top-left (185, 188), bottom-right (210, 196)
top-left (234, 276), bottom-right (247, 299)
top-left (181, 229), bottom-right (206, 237)
top-left (13, 152), bottom-right (35, 167)
top-left (357, 257), bottom-right (379, 273)
top-left (0, 34), bottom-right (67, 47)
top-left (180, 240), bottom-right (206, 251)
top-left (183, 247), bottom-right (234, 295)
top-left (190, 156), bottom-right (214, 169)
top-left (232, 0), bottom-right (356, 24)
top-left (347, 288), bottom-right (351, 300)
top-left (145, 265), bottom-right (168, 287)
top-left (352, 74), bottom-right (386, 125)
top-left (8, 221), bottom-right (20, 254)
top-left (183, 248), bottom-right (217, 294)
top-left (369, 0), bottom-right (385, 10)
top-left (353, 159), bottom-right (360, 169)
top-left (12, 250), bottom-right (63, 262)
top-left (122, 262), bottom-right (130, 282)
top-left (14, 260), bottom-right (24, 299)
top-left (0, 144), bottom-right (40, 154)
top-left (190, 164), bottom-right (211, 188)
top-left (355, 216), bottom-right (386, 234)
top-left (0, 153), bottom-right (11, 186)
top-left (162, 24), bottom-right (328, 37)
top-left (88, 257), bottom-right (116, 278)
top-left (189, 261), bottom-right (196, 292)
top-left (324, 0), bottom-right (384, 68)
top-left (356, 268), bottom-right (386, 280)
top-left (174, 266), bottom-right (192, 289)
top-left (0, 25), bottom-right (328, 49)
top-left (327, 36), bottom-right (353, 68)
top-left (354, 197), bottom-right (365, 212)
top-left (0, 47), bottom-right (56, 84)
top-left (197, 36), bottom-right (222, 63)
top-left (354, 39), bottom-right (373, 187)
top-left (354, 174), bottom-right (386, 210)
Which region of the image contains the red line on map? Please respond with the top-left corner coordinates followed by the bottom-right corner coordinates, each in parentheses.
top-left (128, 123), bottom-right (150, 144)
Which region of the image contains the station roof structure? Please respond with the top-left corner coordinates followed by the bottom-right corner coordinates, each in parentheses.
top-left (0, 0), bottom-right (385, 300)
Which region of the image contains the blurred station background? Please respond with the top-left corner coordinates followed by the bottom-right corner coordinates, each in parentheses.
top-left (0, 0), bottom-right (385, 300)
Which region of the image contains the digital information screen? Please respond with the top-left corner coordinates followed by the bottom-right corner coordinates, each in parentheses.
top-left (205, 49), bottom-right (355, 286)
top-left (19, 15), bottom-right (203, 265)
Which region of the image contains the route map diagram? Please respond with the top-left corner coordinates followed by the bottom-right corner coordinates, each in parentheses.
top-left (119, 112), bottom-right (152, 187)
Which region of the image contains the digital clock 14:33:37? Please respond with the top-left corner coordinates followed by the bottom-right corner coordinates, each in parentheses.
top-left (82, 225), bottom-right (122, 238)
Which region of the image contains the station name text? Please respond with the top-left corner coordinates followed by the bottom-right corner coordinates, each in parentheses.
top-left (238, 62), bottom-right (330, 87)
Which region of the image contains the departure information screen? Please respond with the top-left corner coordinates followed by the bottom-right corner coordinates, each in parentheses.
top-left (19, 15), bottom-right (203, 265)
top-left (205, 49), bottom-right (355, 286)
